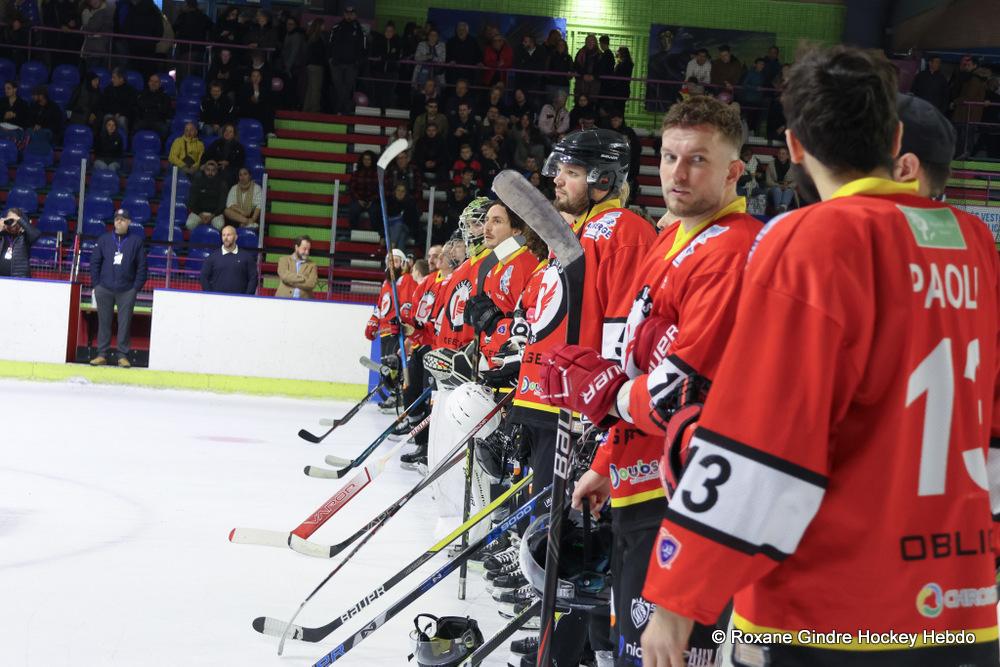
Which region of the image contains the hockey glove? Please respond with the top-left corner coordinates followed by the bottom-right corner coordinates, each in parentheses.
top-left (464, 293), bottom-right (505, 336)
top-left (364, 315), bottom-right (379, 341)
top-left (482, 335), bottom-right (526, 389)
top-left (624, 315), bottom-right (677, 377)
top-left (423, 344), bottom-right (476, 388)
top-left (660, 402), bottom-right (701, 499)
top-left (388, 316), bottom-right (401, 336)
top-left (539, 344), bottom-right (628, 427)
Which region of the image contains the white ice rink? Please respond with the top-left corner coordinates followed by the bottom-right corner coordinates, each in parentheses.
top-left (0, 379), bottom-right (522, 667)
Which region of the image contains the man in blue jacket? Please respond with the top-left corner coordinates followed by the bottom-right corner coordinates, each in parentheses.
top-left (90, 209), bottom-right (147, 367)
top-left (199, 224), bottom-right (257, 295)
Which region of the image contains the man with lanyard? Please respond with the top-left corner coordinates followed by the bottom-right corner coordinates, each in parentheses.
top-left (90, 209), bottom-right (147, 367)
top-left (538, 96), bottom-right (761, 666)
top-left (640, 46), bottom-right (1000, 667)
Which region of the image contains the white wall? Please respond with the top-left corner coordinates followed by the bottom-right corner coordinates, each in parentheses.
top-left (148, 290), bottom-right (372, 384)
top-left (0, 278), bottom-right (72, 363)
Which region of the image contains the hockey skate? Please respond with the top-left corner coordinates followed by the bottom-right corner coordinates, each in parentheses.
top-left (399, 444), bottom-right (427, 470)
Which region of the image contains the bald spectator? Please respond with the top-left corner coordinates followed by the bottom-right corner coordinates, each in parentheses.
top-left (200, 224), bottom-right (257, 295)
top-left (168, 121), bottom-right (205, 176)
top-left (276, 235), bottom-right (317, 299)
top-left (134, 73), bottom-right (172, 140)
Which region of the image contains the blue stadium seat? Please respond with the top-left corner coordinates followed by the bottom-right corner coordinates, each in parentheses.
top-left (132, 152), bottom-right (161, 175)
top-left (0, 58), bottom-right (15, 84)
top-left (179, 76), bottom-right (205, 99)
top-left (190, 225), bottom-right (220, 246)
top-left (52, 166), bottom-right (81, 192)
top-left (162, 173), bottom-right (191, 201)
top-left (22, 146), bottom-right (53, 167)
top-left (236, 227), bottom-right (257, 249)
top-left (89, 168), bottom-right (120, 195)
top-left (79, 239), bottom-right (96, 266)
top-left (48, 83), bottom-right (72, 110)
top-left (92, 67), bottom-right (111, 90)
top-left (237, 118), bottom-right (264, 144)
top-left (51, 64), bottom-right (80, 88)
top-left (0, 138), bottom-right (16, 165)
top-left (157, 73), bottom-right (176, 97)
top-left (127, 221), bottom-right (145, 238)
top-left (30, 236), bottom-right (58, 265)
top-left (151, 224), bottom-right (183, 243)
top-left (19, 60), bottom-right (48, 85)
top-left (170, 115), bottom-right (198, 136)
top-left (248, 161), bottom-right (265, 183)
top-left (124, 171), bottom-right (155, 199)
top-left (121, 196), bottom-right (151, 225)
top-left (147, 246), bottom-right (180, 271)
top-left (43, 188), bottom-right (77, 218)
top-left (14, 162), bottom-right (45, 189)
top-left (6, 185), bottom-right (38, 212)
top-left (0, 163), bottom-right (8, 187)
top-left (131, 130), bottom-right (161, 156)
top-left (176, 96), bottom-right (201, 116)
top-left (82, 194), bottom-right (114, 221)
top-left (60, 145), bottom-right (89, 169)
top-left (185, 247), bottom-right (211, 271)
top-left (63, 124), bottom-right (93, 151)
top-left (82, 219), bottom-right (106, 237)
top-left (155, 203), bottom-right (186, 227)
top-left (38, 214), bottom-right (67, 234)
top-left (244, 145), bottom-right (262, 164)
top-left (125, 70), bottom-right (144, 92)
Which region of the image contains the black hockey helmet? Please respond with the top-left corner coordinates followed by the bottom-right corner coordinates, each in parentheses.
top-left (409, 614), bottom-right (484, 666)
top-left (519, 509), bottom-right (613, 611)
top-left (541, 128), bottom-right (631, 194)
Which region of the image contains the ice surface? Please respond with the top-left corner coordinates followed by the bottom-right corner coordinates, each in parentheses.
top-left (0, 379), bottom-right (526, 666)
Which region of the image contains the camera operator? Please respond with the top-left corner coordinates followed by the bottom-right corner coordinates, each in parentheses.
top-left (0, 207), bottom-right (40, 278)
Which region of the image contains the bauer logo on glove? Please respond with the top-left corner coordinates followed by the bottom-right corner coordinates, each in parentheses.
top-left (539, 344), bottom-right (628, 427)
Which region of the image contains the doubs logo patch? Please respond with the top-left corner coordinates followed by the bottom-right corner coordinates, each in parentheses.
top-left (656, 526), bottom-right (681, 569)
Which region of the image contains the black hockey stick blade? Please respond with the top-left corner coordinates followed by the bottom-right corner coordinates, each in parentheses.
top-left (492, 170), bottom-right (584, 266)
top-left (297, 382), bottom-right (383, 443)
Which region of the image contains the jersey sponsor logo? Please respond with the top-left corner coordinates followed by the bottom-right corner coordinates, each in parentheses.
top-left (899, 529), bottom-right (991, 561)
top-left (899, 205), bottom-right (967, 250)
top-left (916, 582), bottom-right (997, 618)
top-left (609, 458), bottom-right (660, 489)
top-left (519, 376), bottom-right (543, 396)
top-left (909, 262), bottom-right (979, 310)
top-left (672, 224), bottom-right (729, 268)
top-left (656, 526), bottom-right (681, 569)
top-left (583, 210), bottom-right (622, 241)
top-left (496, 323), bottom-right (507, 335)
top-left (447, 278), bottom-right (473, 328)
top-left (499, 264), bottom-right (514, 295)
top-left (630, 597), bottom-right (654, 629)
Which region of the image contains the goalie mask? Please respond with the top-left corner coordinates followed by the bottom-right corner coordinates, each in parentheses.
top-left (457, 197), bottom-right (493, 256)
top-left (409, 614), bottom-right (484, 666)
top-left (445, 382), bottom-right (501, 439)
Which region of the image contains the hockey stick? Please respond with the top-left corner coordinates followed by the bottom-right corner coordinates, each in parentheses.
top-left (306, 486), bottom-right (553, 666)
top-left (494, 170), bottom-right (586, 667)
top-left (462, 600), bottom-right (541, 666)
top-left (323, 412), bottom-right (428, 467)
top-left (286, 392), bottom-right (514, 559)
top-left (258, 472), bottom-right (537, 653)
top-left (376, 137), bottom-right (411, 372)
top-left (299, 381), bottom-right (385, 443)
top-left (304, 386), bottom-right (431, 479)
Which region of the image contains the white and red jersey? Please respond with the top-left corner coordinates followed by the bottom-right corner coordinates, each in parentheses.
top-left (643, 179), bottom-right (1000, 661)
top-left (372, 278), bottom-right (395, 338)
top-left (512, 198), bottom-right (657, 426)
top-left (591, 198), bottom-right (761, 522)
top-left (407, 271), bottom-right (440, 348)
top-left (435, 248), bottom-right (491, 350)
top-left (396, 271), bottom-right (419, 324)
top-left (479, 241), bottom-right (540, 367)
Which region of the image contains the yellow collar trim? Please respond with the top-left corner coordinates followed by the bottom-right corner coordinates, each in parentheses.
top-left (664, 197), bottom-right (747, 261)
top-left (831, 177), bottom-right (919, 199)
top-left (572, 197), bottom-right (622, 234)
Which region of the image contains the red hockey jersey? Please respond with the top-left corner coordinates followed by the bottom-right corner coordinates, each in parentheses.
top-left (435, 248), bottom-right (491, 350)
top-left (410, 270), bottom-right (448, 348)
top-left (512, 199), bottom-right (656, 426)
top-left (479, 242), bottom-right (540, 367)
top-left (643, 179), bottom-right (1000, 662)
top-left (372, 278), bottom-right (395, 338)
top-left (591, 198), bottom-right (761, 521)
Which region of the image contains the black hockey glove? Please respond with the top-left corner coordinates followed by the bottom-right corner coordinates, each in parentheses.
top-left (463, 293), bottom-right (505, 336)
top-left (481, 335), bottom-right (525, 389)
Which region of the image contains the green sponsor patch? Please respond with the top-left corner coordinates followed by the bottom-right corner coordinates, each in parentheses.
top-left (898, 205), bottom-right (966, 250)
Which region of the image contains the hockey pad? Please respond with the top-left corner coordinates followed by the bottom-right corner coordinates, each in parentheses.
top-left (423, 345), bottom-right (476, 388)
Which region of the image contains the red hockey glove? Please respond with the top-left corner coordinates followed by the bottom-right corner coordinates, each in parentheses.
top-left (660, 402), bottom-right (701, 500)
top-left (626, 315), bottom-right (676, 376)
top-left (364, 316), bottom-right (379, 341)
top-left (539, 344), bottom-right (627, 426)
top-left (388, 316), bottom-right (401, 336)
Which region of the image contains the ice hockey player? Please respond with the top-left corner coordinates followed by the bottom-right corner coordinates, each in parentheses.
top-left (364, 248), bottom-right (408, 412)
top-left (507, 128), bottom-right (657, 666)
top-left (640, 45), bottom-right (1000, 667)
top-left (893, 93), bottom-right (957, 201)
top-left (539, 95), bottom-right (762, 666)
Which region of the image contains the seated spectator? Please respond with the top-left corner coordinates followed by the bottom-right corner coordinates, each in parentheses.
top-left (765, 145), bottom-right (796, 212)
top-left (199, 224), bottom-right (257, 295)
top-left (134, 73), bottom-right (172, 140)
top-left (478, 141), bottom-right (502, 189)
top-left (528, 169), bottom-right (553, 199)
top-left (207, 48), bottom-right (241, 97)
top-left (482, 83), bottom-right (510, 118)
top-left (576, 109), bottom-right (597, 131)
top-left (245, 49), bottom-right (274, 90)
top-left (0, 207), bottom-right (40, 278)
top-left (449, 101), bottom-right (480, 156)
top-left (201, 81), bottom-right (235, 138)
top-left (413, 123), bottom-right (449, 185)
top-left (237, 69), bottom-right (273, 134)
top-left (451, 143), bottom-right (481, 186)
top-left (98, 68), bottom-right (136, 136)
top-left (185, 159), bottom-right (227, 230)
top-left (89, 209), bottom-right (147, 367)
top-left (69, 72), bottom-right (103, 129)
top-left (569, 93), bottom-right (594, 130)
top-left (94, 117), bottom-right (125, 173)
top-left (0, 81), bottom-right (30, 130)
top-left (384, 183), bottom-right (419, 250)
top-left (608, 110), bottom-right (640, 195)
top-left (446, 182), bottom-right (473, 230)
top-left (413, 98), bottom-right (449, 141)
top-left (444, 78), bottom-right (475, 119)
top-left (202, 123), bottom-right (245, 185)
top-left (28, 86), bottom-right (63, 141)
top-left (224, 167), bottom-right (263, 229)
top-left (538, 91), bottom-right (570, 140)
top-left (412, 27), bottom-right (445, 90)
top-left (684, 48), bottom-right (712, 84)
top-left (275, 234), bottom-right (317, 299)
top-left (736, 144), bottom-right (763, 197)
top-left (510, 113), bottom-right (547, 171)
top-left (710, 45), bottom-right (744, 89)
top-left (481, 105), bottom-right (501, 135)
top-left (428, 209), bottom-right (452, 246)
top-left (409, 79), bottom-right (439, 122)
top-left (509, 88), bottom-right (535, 123)
top-left (347, 150), bottom-right (380, 230)
top-left (487, 115), bottom-right (513, 164)
top-left (168, 121), bottom-right (205, 176)
top-left (458, 167), bottom-right (481, 198)
top-left (384, 150), bottom-right (422, 202)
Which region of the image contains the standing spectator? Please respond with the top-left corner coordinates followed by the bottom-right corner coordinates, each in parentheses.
top-left (89, 209), bottom-right (147, 367)
top-left (445, 21), bottom-right (481, 86)
top-left (765, 145), bottom-right (796, 212)
top-left (242, 10), bottom-right (279, 62)
top-left (766, 65), bottom-right (789, 141)
top-left (275, 235), bottom-right (317, 299)
top-left (207, 48), bottom-right (240, 97)
top-left (81, 0), bottom-right (113, 70)
top-left (515, 34), bottom-right (547, 94)
top-left (951, 57), bottom-right (989, 157)
top-left (185, 159), bottom-right (227, 230)
top-left (412, 27), bottom-right (446, 90)
top-left (0, 81), bottom-right (30, 130)
top-left (413, 123), bottom-right (449, 185)
top-left (384, 150), bottom-right (422, 202)
top-left (327, 4), bottom-right (367, 114)
top-left (0, 207), bottom-right (39, 278)
top-left (444, 78), bottom-right (474, 120)
top-left (122, 0), bottom-right (164, 79)
top-left (224, 167), bottom-right (263, 228)
top-left (2, 13), bottom-right (29, 68)
top-left (596, 35), bottom-right (616, 97)
top-left (710, 44), bottom-right (744, 89)
top-left (910, 56), bottom-right (949, 114)
top-left (203, 123), bottom-right (245, 185)
top-left (369, 21), bottom-right (401, 110)
top-left (200, 81), bottom-right (234, 138)
top-left (347, 150), bottom-right (381, 230)
top-left (93, 117), bottom-right (125, 173)
top-left (278, 16), bottom-right (306, 80)
top-left (172, 0), bottom-right (211, 79)
top-left (237, 69), bottom-right (273, 134)
top-left (302, 19), bottom-right (327, 113)
top-left (574, 33), bottom-right (601, 99)
top-left (68, 72), bottom-right (103, 129)
top-left (740, 58), bottom-right (767, 136)
top-left (168, 121), bottom-right (205, 176)
top-left (537, 90), bottom-right (569, 140)
top-left (601, 46), bottom-right (633, 116)
top-left (608, 110), bottom-right (639, 198)
top-left (761, 44), bottom-right (781, 87)
top-left (647, 29), bottom-right (684, 110)
top-left (413, 99), bottom-right (448, 141)
top-left (684, 48), bottom-right (712, 84)
top-left (133, 73), bottom-right (171, 140)
top-left (545, 38), bottom-right (573, 98)
top-left (44, 0), bottom-right (82, 69)
top-left (28, 87), bottom-right (63, 141)
top-left (99, 67), bottom-right (135, 134)
top-left (199, 224), bottom-right (256, 295)
top-left (482, 33), bottom-right (513, 88)
top-left (214, 6), bottom-right (241, 47)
